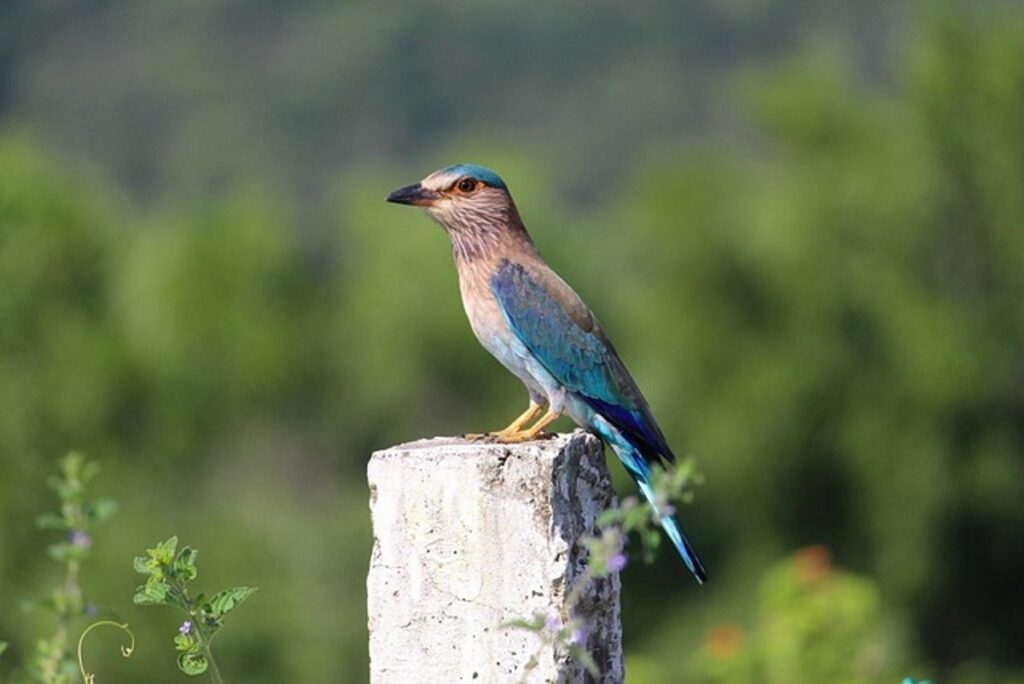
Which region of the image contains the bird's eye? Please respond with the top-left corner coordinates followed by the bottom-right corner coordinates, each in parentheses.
top-left (456, 178), bottom-right (477, 193)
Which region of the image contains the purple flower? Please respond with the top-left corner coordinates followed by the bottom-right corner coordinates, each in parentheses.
top-left (607, 552), bottom-right (628, 573)
top-left (179, 620), bottom-right (193, 636)
top-left (70, 530), bottom-right (92, 548)
top-left (544, 614), bottom-right (561, 634)
top-left (570, 624), bottom-right (588, 646)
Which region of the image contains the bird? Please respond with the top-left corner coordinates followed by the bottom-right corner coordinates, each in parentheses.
top-left (386, 163), bottom-right (707, 584)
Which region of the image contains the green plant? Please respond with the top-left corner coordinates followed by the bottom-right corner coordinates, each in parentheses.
top-left (23, 453), bottom-right (118, 683)
top-left (133, 536), bottom-right (256, 682)
top-left (0, 453), bottom-right (257, 683)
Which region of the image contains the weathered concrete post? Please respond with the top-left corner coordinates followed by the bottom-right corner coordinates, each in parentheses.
top-left (367, 430), bottom-right (623, 683)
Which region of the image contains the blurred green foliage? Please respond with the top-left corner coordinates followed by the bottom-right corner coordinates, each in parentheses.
top-left (632, 547), bottom-right (905, 683)
top-left (1, 3), bottom-right (1023, 683)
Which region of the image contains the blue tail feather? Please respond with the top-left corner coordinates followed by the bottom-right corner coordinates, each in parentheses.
top-left (636, 478), bottom-right (707, 584)
top-left (590, 416), bottom-right (708, 584)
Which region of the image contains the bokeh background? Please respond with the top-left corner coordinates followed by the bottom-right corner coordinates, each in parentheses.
top-left (2, 1), bottom-right (1023, 682)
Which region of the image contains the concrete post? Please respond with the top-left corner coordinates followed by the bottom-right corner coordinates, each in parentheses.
top-left (367, 431), bottom-right (623, 683)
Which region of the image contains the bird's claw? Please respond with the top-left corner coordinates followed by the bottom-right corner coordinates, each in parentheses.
top-left (462, 432), bottom-right (525, 443)
top-left (464, 408), bottom-right (561, 443)
top-left (462, 430), bottom-right (557, 444)
top-left (462, 432), bottom-right (498, 442)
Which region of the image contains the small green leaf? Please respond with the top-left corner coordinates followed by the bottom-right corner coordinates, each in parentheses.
top-left (88, 498), bottom-right (118, 523)
top-left (174, 633), bottom-right (196, 652)
top-left (133, 588), bottom-right (162, 606)
top-left (80, 459), bottom-right (101, 483)
top-left (35, 512), bottom-right (65, 530)
top-left (173, 547), bottom-right (199, 582)
top-left (153, 536), bottom-right (178, 564)
top-left (143, 576), bottom-right (170, 602)
top-left (595, 508), bottom-right (624, 527)
top-left (20, 596), bottom-right (50, 614)
top-left (0, 641), bottom-right (7, 657)
top-left (567, 643), bottom-right (599, 677)
top-left (641, 529), bottom-right (661, 564)
top-left (133, 556), bottom-right (150, 574)
top-left (177, 652), bottom-right (208, 676)
top-left (622, 505), bottom-right (649, 531)
top-left (47, 542), bottom-right (74, 562)
top-left (501, 617), bottom-right (546, 632)
top-left (205, 586), bottom-right (257, 619)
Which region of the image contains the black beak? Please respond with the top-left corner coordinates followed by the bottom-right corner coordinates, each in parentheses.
top-left (386, 183), bottom-right (439, 206)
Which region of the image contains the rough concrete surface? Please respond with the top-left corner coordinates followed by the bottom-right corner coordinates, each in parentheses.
top-left (367, 430), bottom-right (623, 683)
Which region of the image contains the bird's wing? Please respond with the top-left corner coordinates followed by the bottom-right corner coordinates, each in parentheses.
top-left (490, 259), bottom-right (675, 463)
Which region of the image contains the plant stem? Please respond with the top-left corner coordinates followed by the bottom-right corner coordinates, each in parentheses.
top-left (203, 645), bottom-right (225, 684)
top-left (191, 617), bottom-right (225, 684)
top-left (174, 577), bottom-right (226, 684)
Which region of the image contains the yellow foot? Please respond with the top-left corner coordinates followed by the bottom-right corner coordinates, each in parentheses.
top-left (463, 402), bottom-right (547, 442)
top-left (462, 430), bottom-right (555, 442)
top-left (488, 430), bottom-right (558, 443)
top-left (488, 408), bottom-right (561, 443)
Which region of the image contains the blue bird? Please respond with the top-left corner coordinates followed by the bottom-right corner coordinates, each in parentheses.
top-left (387, 163), bottom-right (707, 584)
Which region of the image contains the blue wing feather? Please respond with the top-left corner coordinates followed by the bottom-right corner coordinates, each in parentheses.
top-left (490, 260), bottom-right (674, 463)
top-left (585, 396), bottom-right (671, 460)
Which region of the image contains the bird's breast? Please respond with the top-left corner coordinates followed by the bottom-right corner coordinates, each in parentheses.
top-left (455, 258), bottom-right (542, 388)
top-left (457, 259), bottom-right (512, 352)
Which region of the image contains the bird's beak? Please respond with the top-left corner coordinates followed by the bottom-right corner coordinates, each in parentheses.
top-left (386, 183), bottom-right (440, 206)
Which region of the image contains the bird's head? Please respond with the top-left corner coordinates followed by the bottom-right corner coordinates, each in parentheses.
top-left (386, 163), bottom-right (517, 233)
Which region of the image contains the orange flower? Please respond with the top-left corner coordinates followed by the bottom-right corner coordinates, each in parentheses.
top-left (793, 545), bottom-right (833, 584)
top-left (703, 624), bottom-right (745, 660)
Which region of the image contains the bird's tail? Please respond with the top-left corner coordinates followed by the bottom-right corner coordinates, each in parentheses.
top-left (590, 417), bottom-right (708, 584)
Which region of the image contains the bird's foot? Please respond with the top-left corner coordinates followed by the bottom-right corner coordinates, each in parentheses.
top-left (486, 409), bottom-right (562, 443)
top-left (462, 432), bottom-right (498, 442)
top-left (463, 407), bottom-right (561, 443)
top-left (490, 430), bottom-right (558, 443)
top-left (461, 429), bottom-right (557, 443)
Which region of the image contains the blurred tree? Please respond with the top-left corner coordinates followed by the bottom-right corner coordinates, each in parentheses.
top-left (115, 190), bottom-right (321, 464)
top-left (609, 10), bottom-right (1024, 681)
top-left (0, 134), bottom-right (128, 551)
top-left (0, 0), bottom-right (903, 204)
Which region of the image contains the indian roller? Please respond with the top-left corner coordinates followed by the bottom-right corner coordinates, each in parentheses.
top-left (386, 163), bottom-right (707, 584)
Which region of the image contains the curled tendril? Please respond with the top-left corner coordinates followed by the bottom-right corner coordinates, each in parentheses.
top-left (77, 621), bottom-right (135, 684)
